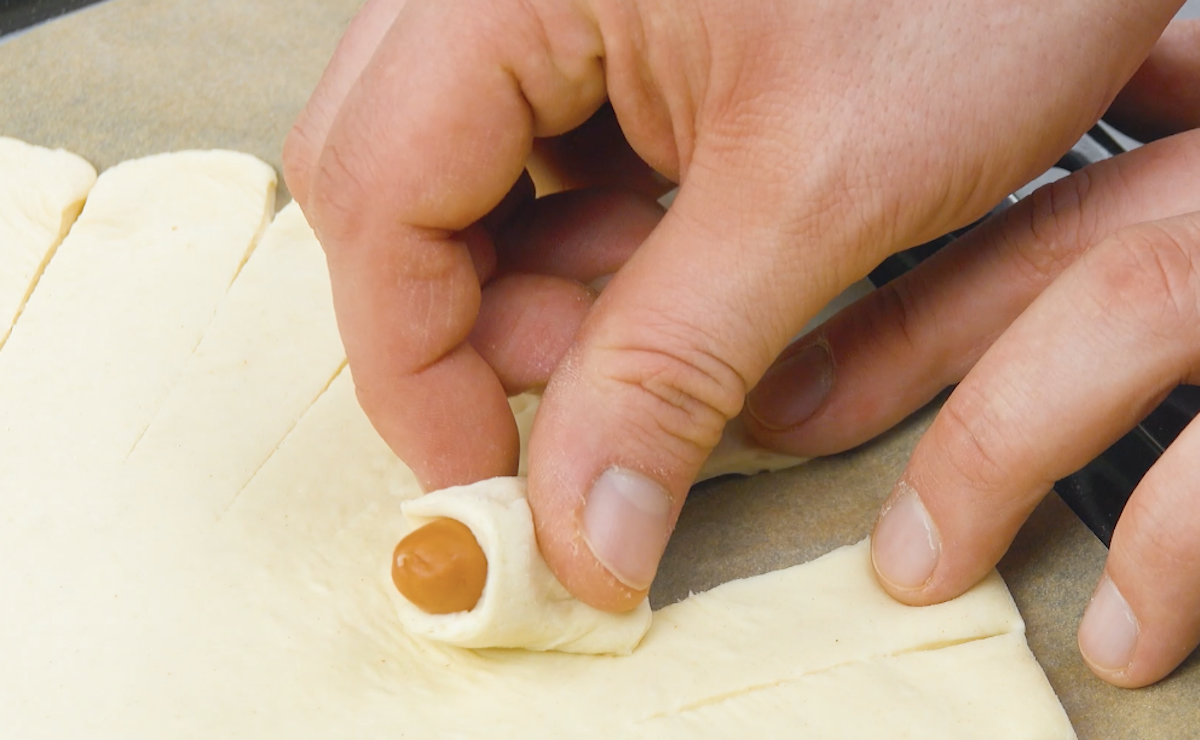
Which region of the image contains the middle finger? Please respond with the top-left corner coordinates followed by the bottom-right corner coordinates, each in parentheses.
top-left (872, 209), bottom-right (1200, 605)
top-left (472, 187), bottom-right (665, 392)
top-left (746, 129), bottom-right (1200, 457)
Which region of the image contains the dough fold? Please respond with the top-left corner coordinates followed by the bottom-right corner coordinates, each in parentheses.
top-left (397, 477), bottom-right (652, 655)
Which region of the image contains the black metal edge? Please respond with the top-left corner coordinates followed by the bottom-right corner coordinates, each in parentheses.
top-left (0, 0), bottom-right (107, 37)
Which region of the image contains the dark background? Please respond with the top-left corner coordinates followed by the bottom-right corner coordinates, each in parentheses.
top-left (0, 0), bottom-right (104, 36)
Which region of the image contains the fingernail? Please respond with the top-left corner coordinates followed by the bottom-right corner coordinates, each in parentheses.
top-left (747, 343), bottom-right (834, 430)
top-left (872, 481), bottom-right (941, 590)
top-left (581, 467), bottom-right (672, 591)
top-left (1079, 574), bottom-right (1139, 672)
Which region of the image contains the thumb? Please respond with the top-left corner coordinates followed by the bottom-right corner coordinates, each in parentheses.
top-left (526, 165), bottom-right (872, 612)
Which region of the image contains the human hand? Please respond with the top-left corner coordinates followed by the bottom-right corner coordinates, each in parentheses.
top-left (743, 19), bottom-right (1200, 687)
top-left (283, 0), bottom-right (1178, 612)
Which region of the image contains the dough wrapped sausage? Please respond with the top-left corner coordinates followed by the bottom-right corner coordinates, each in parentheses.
top-left (394, 476), bottom-right (652, 655)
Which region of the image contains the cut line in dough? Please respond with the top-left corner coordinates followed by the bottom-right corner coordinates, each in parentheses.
top-left (0, 136), bottom-right (96, 349)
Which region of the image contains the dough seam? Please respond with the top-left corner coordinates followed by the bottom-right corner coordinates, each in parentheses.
top-left (121, 197), bottom-right (276, 463)
top-left (0, 138), bottom-right (96, 353)
top-left (643, 631), bottom-right (1005, 720)
top-left (219, 359), bottom-right (349, 521)
top-left (0, 222), bottom-right (70, 352)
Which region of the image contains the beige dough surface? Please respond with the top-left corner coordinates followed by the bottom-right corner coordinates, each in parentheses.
top-left (0, 141), bottom-right (1073, 738)
top-left (0, 136), bottom-right (96, 346)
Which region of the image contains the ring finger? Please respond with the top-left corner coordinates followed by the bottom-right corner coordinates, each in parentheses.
top-left (1082, 409), bottom-right (1200, 687)
top-left (870, 209), bottom-right (1200, 613)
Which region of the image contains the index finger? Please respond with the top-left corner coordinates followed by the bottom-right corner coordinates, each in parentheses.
top-left (302, 0), bottom-right (606, 490)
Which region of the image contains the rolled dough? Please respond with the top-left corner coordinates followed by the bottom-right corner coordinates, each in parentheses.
top-left (398, 477), bottom-right (652, 654)
top-left (409, 382), bottom-right (799, 655)
top-left (0, 141), bottom-right (1074, 738)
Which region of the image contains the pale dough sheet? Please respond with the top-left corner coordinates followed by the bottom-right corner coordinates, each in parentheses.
top-left (0, 141), bottom-right (1074, 738)
top-left (0, 150), bottom-right (275, 489)
top-left (0, 136), bottom-right (96, 346)
top-left (644, 632), bottom-right (1072, 739)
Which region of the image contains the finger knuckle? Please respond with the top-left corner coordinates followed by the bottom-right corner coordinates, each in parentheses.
top-left (1119, 492), bottom-right (1200, 576)
top-left (1088, 222), bottom-right (1200, 339)
top-left (595, 322), bottom-right (749, 461)
top-left (932, 383), bottom-right (1024, 498)
top-left (307, 137), bottom-right (385, 247)
top-left (846, 277), bottom-right (923, 360)
top-left (281, 120), bottom-right (318, 202)
top-left (840, 275), bottom-right (921, 369)
top-left (1004, 169), bottom-right (1096, 286)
